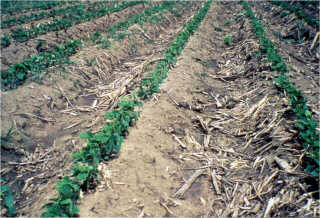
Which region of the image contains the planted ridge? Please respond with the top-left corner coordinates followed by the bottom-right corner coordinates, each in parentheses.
top-left (241, 0), bottom-right (319, 177)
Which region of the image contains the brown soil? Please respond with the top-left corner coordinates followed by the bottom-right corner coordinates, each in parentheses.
top-left (1, 1), bottom-right (319, 217)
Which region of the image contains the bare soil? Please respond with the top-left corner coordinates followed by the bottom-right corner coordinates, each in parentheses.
top-left (1, 1), bottom-right (319, 217)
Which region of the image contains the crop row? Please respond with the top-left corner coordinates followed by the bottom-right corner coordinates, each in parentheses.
top-left (1, 1), bottom-right (113, 29)
top-left (1, 0), bottom-right (181, 90)
top-left (241, 1), bottom-right (319, 177)
top-left (41, 1), bottom-right (212, 217)
top-left (1, 39), bottom-right (82, 90)
top-left (270, 1), bottom-right (319, 28)
top-left (4, 1), bottom-right (145, 44)
top-left (1, 0), bottom-right (70, 15)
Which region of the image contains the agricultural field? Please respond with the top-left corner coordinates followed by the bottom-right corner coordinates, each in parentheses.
top-left (0, 0), bottom-right (319, 217)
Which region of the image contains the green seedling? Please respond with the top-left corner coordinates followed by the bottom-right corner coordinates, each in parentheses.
top-left (214, 26), bottom-right (223, 32)
top-left (42, 177), bottom-right (80, 217)
top-left (0, 179), bottom-right (15, 216)
top-left (1, 35), bottom-right (11, 48)
top-left (195, 72), bottom-right (207, 77)
top-left (112, 32), bottom-right (128, 40)
top-left (223, 35), bottom-right (232, 46)
top-left (280, 11), bottom-right (288, 18)
top-left (1, 125), bottom-right (14, 149)
top-left (224, 20), bottom-right (232, 26)
top-left (130, 43), bottom-right (137, 55)
top-left (148, 15), bottom-right (162, 24)
top-left (73, 79), bottom-right (81, 89)
top-left (99, 39), bottom-right (111, 49)
top-left (85, 58), bottom-right (96, 66)
top-left (90, 32), bottom-right (103, 43)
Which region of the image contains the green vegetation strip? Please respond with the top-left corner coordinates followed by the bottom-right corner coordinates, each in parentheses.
top-left (41, 1), bottom-right (212, 216)
top-left (1, 40), bottom-right (82, 90)
top-left (8, 1), bottom-right (144, 43)
top-left (1, 0), bottom-right (69, 15)
top-left (1, 1), bottom-right (112, 29)
top-left (271, 1), bottom-right (320, 28)
top-left (241, 1), bottom-right (319, 177)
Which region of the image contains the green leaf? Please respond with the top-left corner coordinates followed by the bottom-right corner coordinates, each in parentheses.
top-left (76, 173), bottom-right (89, 182)
top-left (69, 201), bottom-right (79, 216)
top-left (80, 131), bottom-right (93, 139)
top-left (60, 198), bottom-right (72, 206)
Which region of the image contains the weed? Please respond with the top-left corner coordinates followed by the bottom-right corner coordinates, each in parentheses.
top-left (223, 35), bottom-right (232, 46)
top-left (280, 11), bottom-right (289, 18)
top-left (195, 72), bottom-right (207, 77)
top-left (198, 59), bottom-right (212, 68)
top-left (36, 39), bottom-right (46, 52)
top-left (168, 8), bottom-right (181, 17)
top-left (148, 15), bottom-right (162, 24)
top-left (73, 79), bottom-right (81, 89)
top-left (224, 20), bottom-right (232, 26)
top-left (85, 58), bottom-right (96, 66)
top-left (1, 125), bottom-right (14, 149)
top-left (113, 32), bottom-right (128, 41)
top-left (130, 43), bottom-right (137, 55)
top-left (99, 39), bottom-right (111, 49)
top-left (90, 32), bottom-right (103, 43)
top-left (214, 26), bottom-right (223, 32)
top-left (1, 35), bottom-right (11, 48)
top-left (146, 39), bottom-right (154, 43)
